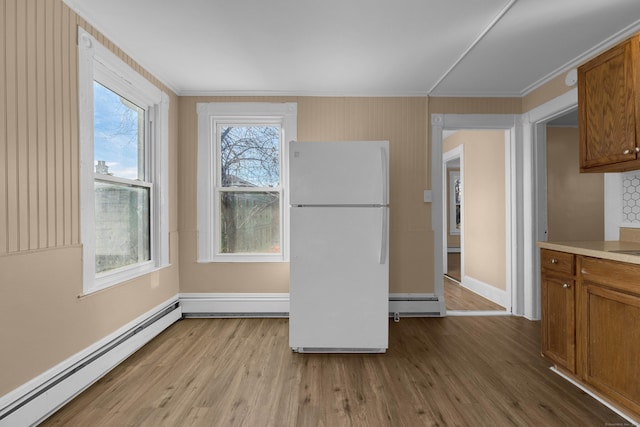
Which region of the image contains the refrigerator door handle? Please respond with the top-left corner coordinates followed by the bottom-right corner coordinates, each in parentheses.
top-left (380, 208), bottom-right (388, 264)
top-left (380, 147), bottom-right (388, 205)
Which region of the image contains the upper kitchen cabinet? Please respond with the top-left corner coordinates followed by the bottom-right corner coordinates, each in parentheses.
top-left (578, 34), bottom-right (640, 172)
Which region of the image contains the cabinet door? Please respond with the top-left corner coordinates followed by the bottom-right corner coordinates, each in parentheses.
top-left (581, 283), bottom-right (640, 416)
top-left (541, 274), bottom-right (575, 373)
top-left (578, 35), bottom-right (639, 171)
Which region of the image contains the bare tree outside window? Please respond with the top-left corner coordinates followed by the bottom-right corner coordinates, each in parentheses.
top-left (218, 126), bottom-right (281, 254)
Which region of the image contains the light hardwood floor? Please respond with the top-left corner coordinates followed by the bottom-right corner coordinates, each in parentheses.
top-left (41, 317), bottom-right (626, 426)
top-left (444, 276), bottom-right (505, 311)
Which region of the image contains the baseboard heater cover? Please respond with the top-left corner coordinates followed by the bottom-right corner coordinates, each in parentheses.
top-left (388, 294), bottom-right (444, 317)
top-left (183, 312), bottom-right (288, 318)
top-left (179, 293), bottom-right (445, 318)
top-left (0, 299), bottom-right (181, 426)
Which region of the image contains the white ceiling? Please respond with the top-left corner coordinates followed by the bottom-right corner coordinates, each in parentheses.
top-left (64, 0), bottom-right (640, 97)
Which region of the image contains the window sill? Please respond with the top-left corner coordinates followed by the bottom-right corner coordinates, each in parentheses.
top-left (81, 261), bottom-right (170, 297)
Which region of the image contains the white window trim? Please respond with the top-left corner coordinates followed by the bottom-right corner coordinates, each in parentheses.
top-left (78, 27), bottom-right (170, 294)
top-left (197, 102), bottom-right (297, 263)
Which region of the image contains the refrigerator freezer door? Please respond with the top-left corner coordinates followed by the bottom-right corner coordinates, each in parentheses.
top-left (289, 206), bottom-right (389, 352)
top-left (289, 141), bottom-right (389, 206)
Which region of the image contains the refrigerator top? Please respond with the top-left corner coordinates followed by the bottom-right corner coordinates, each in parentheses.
top-left (289, 141), bottom-right (389, 206)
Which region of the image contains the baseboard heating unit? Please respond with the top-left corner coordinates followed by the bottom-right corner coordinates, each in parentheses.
top-left (0, 298), bottom-right (181, 427)
top-left (388, 294), bottom-right (445, 317)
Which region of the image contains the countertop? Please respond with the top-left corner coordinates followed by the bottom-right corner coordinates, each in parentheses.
top-left (537, 240), bottom-right (640, 265)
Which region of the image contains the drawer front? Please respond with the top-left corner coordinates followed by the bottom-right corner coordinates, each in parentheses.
top-left (541, 249), bottom-right (575, 275)
top-left (580, 256), bottom-right (640, 295)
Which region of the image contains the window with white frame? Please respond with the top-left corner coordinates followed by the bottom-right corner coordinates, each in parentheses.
top-left (78, 27), bottom-right (169, 294)
top-left (197, 103), bottom-right (297, 262)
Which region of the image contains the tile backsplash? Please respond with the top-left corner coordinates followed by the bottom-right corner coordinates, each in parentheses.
top-left (622, 172), bottom-right (640, 224)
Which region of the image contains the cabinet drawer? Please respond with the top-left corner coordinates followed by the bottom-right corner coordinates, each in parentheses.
top-left (541, 249), bottom-right (575, 275)
top-left (580, 256), bottom-right (640, 295)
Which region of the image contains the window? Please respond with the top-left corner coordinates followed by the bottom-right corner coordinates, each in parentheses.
top-left (78, 27), bottom-right (169, 293)
top-left (197, 103), bottom-right (297, 262)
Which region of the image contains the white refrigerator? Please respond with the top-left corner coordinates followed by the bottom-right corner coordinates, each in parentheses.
top-left (288, 140), bottom-right (389, 353)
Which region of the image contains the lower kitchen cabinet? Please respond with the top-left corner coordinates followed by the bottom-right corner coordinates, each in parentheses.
top-left (540, 249), bottom-right (576, 373)
top-left (541, 250), bottom-right (640, 420)
top-left (579, 257), bottom-right (640, 417)
top-left (541, 274), bottom-right (575, 373)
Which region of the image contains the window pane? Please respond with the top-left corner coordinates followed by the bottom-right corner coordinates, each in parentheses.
top-left (220, 126), bottom-right (280, 187)
top-left (95, 181), bottom-right (150, 273)
top-left (219, 192), bottom-right (280, 254)
top-left (94, 81), bottom-right (145, 180)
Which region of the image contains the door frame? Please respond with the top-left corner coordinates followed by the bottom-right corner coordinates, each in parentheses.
top-left (431, 114), bottom-right (515, 314)
top-left (527, 88), bottom-right (578, 320)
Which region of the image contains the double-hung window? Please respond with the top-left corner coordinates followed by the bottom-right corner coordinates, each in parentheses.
top-left (78, 28), bottom-right (169, 294)
top-left (197, 103), bottom-right (297, 262)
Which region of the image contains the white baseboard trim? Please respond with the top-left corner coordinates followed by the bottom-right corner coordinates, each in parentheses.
top-left (180, 293), bottom-right (445, 318)
top-left (180, 293), bottom-right (290, 317)
top-left (461, 275), bottom-right (508, 309)
top-left (0, 296), bottom-right (181, 427)
top-left (446, 310), bottom-right (511, 316)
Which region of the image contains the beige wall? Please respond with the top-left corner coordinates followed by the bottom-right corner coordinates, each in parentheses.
top-left (522, 72), bottom-right (575, 113)
top-left (443, 130), bottom-right (507, 291)
top-left (546, 127), bottom-right (604, 241)
top-left (428, 69), bottom-right (577, 116)
top-left (0, 0), bottom-right (180, 395)
top-left (429, 97), bottom-right (522, 115)
top-left (178, 97), bottom-right (432, 294)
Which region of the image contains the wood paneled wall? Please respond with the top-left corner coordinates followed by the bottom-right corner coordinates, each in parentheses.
top-left (178, 96), bottom-right (432, 294)
top-left (0, 0), bottom-right (174, 256)
top-left (2, 0), bottom-right (78, 253)
top-left (1, 0), bottom-right (180, 397)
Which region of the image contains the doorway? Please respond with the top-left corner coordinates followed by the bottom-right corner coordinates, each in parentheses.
top-left (431, 114), bottom-right (518, 316)
top-left (443, 145), bottom-right (464, 306)
top-left (443, 149), bottom-right (462, 283)
top-left (440, 129), bottom-right (511, 314)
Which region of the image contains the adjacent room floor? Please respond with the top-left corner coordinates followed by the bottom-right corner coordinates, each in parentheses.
top-left (42, 317), bottom-right (627, 426)
top-left (444, 276), bottom-right (505, 311)
top-left (444, 252), bottom-right (506, 312)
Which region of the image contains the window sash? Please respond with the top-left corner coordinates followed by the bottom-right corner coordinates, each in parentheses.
top-left (92, 79), bottom-right (153, 276)
top-left (213, 120), bottom-right (284, 258)
top-left (93, 80), bottom-right (148, 181)
top-left (214, 121), bottom-right (283, 188)
top-left (94, 180), bottom-right (152, 274)
top-left (216, 189), bottom-right (281, 255)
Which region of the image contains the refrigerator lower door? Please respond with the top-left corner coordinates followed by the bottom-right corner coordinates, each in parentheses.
top-left (289, 206), bottom-right (389, 352)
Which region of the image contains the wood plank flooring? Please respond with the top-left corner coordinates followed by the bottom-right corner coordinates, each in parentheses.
top-left (444, 276), bottom-right (505, 311)
top-left (42, 317), bottom-right (627, 426)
